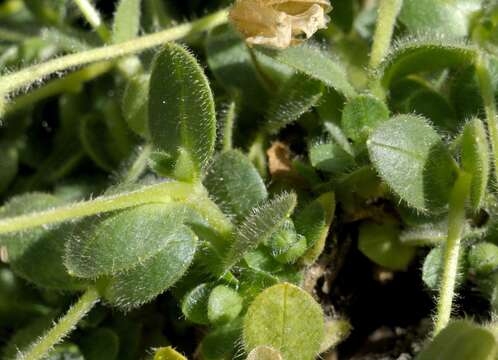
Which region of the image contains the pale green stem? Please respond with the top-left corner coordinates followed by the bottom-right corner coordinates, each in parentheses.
top-left (16, 287), bottom-right (99, 360)
top-left (434, 172), bottom-right (471, 336)
top-left (369, 0), bottom-right (403, 97)
top-left (0, 182), bottom-right (194, 235)
top-left (0, 181), bottom-right (233, 238)
top-left (4, 62), bottom-right (113, 115)
top-left (222, 101), bottom-right (236, 152)
top-left (72, 0), bottom-right (111, 41)
top-left (369, 0), bottom-right (403, 70)
top-left (476, 54), bottom-right (498, 182)
top-left (0, 9), bottom-right (228, 102)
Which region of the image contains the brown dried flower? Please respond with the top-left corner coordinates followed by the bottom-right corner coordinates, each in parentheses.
top-left (229, 0), bottom-right (332, 49)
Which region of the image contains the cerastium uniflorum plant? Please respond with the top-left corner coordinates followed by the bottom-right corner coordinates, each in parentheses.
top-left (1, 0), bottom-right (498, 359)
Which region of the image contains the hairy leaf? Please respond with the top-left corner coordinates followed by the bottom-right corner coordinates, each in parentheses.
top-left (149, 42), bottom-right (216, 175)
top-left (112, 0), bottom-right (141, 43)
top-left (243, 283), bottom-right (324, 360)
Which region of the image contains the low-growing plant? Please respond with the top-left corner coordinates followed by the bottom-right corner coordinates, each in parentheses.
top-left (0, 0), bottom-right (497, 359)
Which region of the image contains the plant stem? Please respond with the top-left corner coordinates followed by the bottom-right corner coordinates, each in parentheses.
top-left (120, 145), bottom-right (152, 184)
top-left (476, 54), bottom-right (498, 181)
top-left (222, 101), bottom-right (236, 152)
top-left (16, 287), bottom-right (99, 360)
top-left (72, 0), bottom-right (111, 41)
top-left (369, 0), bottom-right (403, 70)
top-left (0, 182), bottom-right (194, 235)
top-left (434, 172), bottom-right (471, 336)
top-left (0, 8), bottom-right (228, 105)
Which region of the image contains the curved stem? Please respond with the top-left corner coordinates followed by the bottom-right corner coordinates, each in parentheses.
top-left (434, 172), bottom-right (471, 336)
top-left (16, 287), bottom-right (100, 360)
top-left (0, 9), bottom-right (228, 103)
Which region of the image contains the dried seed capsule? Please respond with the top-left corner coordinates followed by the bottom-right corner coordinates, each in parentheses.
top-left (229, 0), bottom-right (332, 49)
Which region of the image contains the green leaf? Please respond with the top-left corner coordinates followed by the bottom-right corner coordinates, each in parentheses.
top-left (295, 193), bottom-right (335, 265)
top-left (204, 150), bottom-right (268, 221)
top-left (205, 24), bottom-right (269, 110)
top-left (112, 0), bottom-right (141, 43)
top-left (0, 193), bottom-right (87, 290)
top-left (367, 115), bottom-right (458, 211)
top-left (201, 319), bottom-right (242, 360)
top-left (309, 140), bottom-right (355, 173)
top-left (154, 347), bottom-right (187, 360)
top-left (381, 37), bottom-right (477, 89)
top-left (223, 193), bottom-right (297, 272)
top-left (247, 346), bottom-right (283, 360)
top-left (460, 118), bottom-right (490, 211)
top-left (358, 222), bottom-right (416, 271)
top-left (416, 320), bottom-right (497, 360)
top-left (341, 95), bottom-right (389, 144)
top-left (243, 283), bottom-right (324, 360)
top-left (149, 42), bottom-right (216, 176)
top-left (65, 204), bottom-right (199, 278)
top-left (422, 246), bottom-right (467, 290)
top-left (258, 44), bottom-right (357, 99)
top-left (207, 285), bottom-right (243, 325)
top-left (468, 242), bottom-right (498, 274)
top-left (319, 319), bottom-right (352, 353)
top-left (266, 73), bottom-right (323, 134)
top-left (80, 328), bottom-right (119, 360)
top-left (103, 226), bottom-right (198, 309)
top-left (181, 283), bottom-right (212, 325)
top-left (122, 74), bottom-right (150, 138)
top-left (400, 0), bottom-right (482, 38)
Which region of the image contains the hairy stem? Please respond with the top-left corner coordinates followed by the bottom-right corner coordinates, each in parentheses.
top-left (72, 0), bottom-right (111, 41)
top-left (476, 54), bottom-right (498, 181)
top-left (434, 172), bottom-right (471, 336)
top-left (16, 287), bottom-right (100, 360)
top-left (0, 182), bottom-right (194, 235)
top-left (0, 9), bottom-right (228, 107)
top-left (369, 0), bottom-right (403, 70)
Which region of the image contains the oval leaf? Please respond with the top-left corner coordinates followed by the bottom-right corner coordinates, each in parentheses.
top-left (243, 283), bottom-right (324, 360)
top-left (149, 42), bottom-right (216, 175)
top-left (103, 226), bottom-right (198, 309)
top-left (367, 114), bottom-right (458, 211)
top-left (204, 150), bottom-right (268, 221)
top-left (65, 204), bottom-right (197, 278)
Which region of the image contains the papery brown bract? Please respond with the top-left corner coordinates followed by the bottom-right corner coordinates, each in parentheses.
top-left (229, 0), bottom-right (332, 49)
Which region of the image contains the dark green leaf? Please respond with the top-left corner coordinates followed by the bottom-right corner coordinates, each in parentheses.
top-left (309, 140), bottom-right (355, 173)
top-left (103, 226), bottom-right (198, 309)
top-left (181, 283), bottom-right (212, 325)
top-left (65, 204), bottom-right (200, 278)
top-left (80, 328), bottom-right (119, 360)
top-left (0, 141), bottom-right (18, 194)
top-left (149, 42), bottom-right (216, 175)
top-left (400, 0), bottom-right (482, 38)
top-left (341, 95), bottom-right (389, 144)
top-left (367, 115), bottom-right (458, 211)
top-left (122, 74), bottom-right (150, 138)
top-left (416, 320), bottom-right (497, 360)
top-left (204, 150), bottom-right (268, 221)
top-left (381, 38), bottom-right (477, 89)
top-left (258, 44), bottom-right (356, 99)
top-left (223, 193), bottom-right (297, 272)
top-left (266, 73), bottom-right (323, 134)
top-left (358, 222), bottom-right (416, 270)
